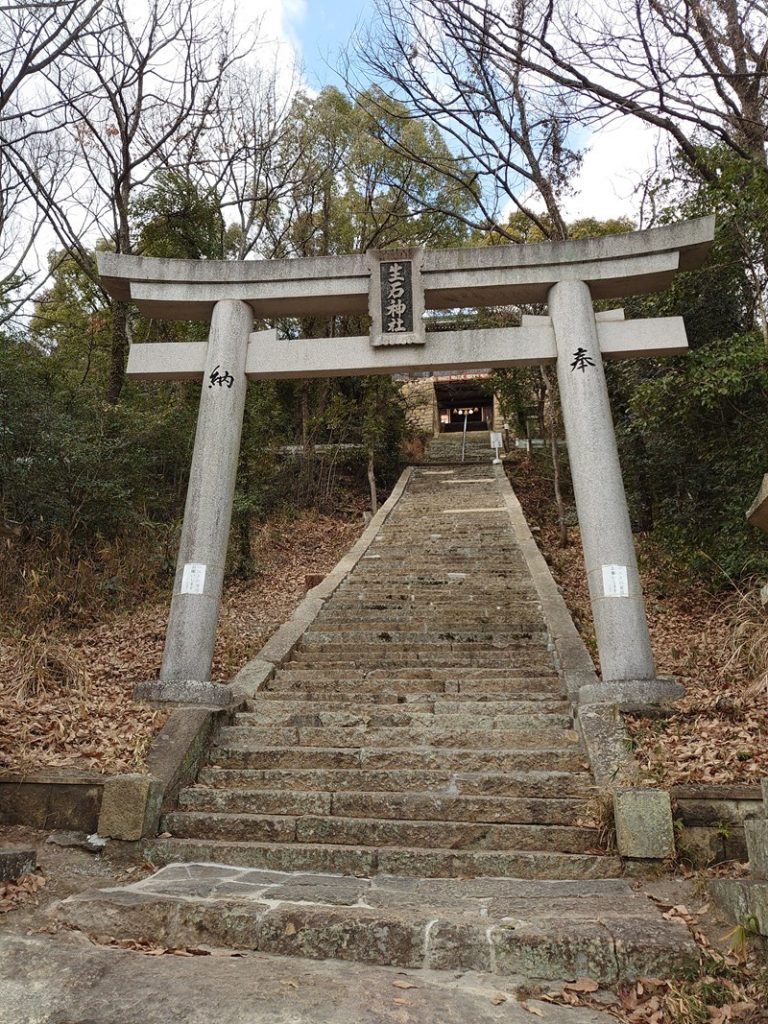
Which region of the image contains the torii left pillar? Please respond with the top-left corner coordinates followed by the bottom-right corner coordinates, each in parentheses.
top-left (139, 299), bottom-right (252, 705)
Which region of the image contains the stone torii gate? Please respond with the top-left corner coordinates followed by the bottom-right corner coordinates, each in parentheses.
top-left (97, 216), bottom-right (714, 707)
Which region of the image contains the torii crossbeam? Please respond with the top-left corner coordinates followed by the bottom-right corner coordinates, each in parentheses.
top-left (97, 216), bottom-right (714, 707)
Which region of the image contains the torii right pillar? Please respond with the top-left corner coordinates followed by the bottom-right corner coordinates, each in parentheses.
top-left (549, 279), bottom-right (682, 708)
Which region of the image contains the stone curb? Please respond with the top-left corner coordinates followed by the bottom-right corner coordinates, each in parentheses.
top-left (0, 771), bottom-right (104, 833)
top-left (710, 778), bottom-right (768, 932)
top-left (491, 465), bottom-right (638, 791)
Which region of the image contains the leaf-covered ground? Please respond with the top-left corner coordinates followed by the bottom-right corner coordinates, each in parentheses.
top-left (508, 453), bottom-right (768, 787)
top-left (0, 510), bottom-right (363, 775)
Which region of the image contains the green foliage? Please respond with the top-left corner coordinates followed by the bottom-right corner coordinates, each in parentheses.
top-left (0, 339), bottom-right (196, 541)
top-left (482, 212), bottom-right (635, 246)
top-left (283, 86), bottom-right (474, 257)
top-left (603, 144), bottom-right (768, 583)
top-left (490, 367), bottom-right (537, 434)
top-left (132, 172), bottom-right (226, 260)
top-left (617, 333), bottom-right (768, 579)
top-left (360, 375), bottom-right (406, 483)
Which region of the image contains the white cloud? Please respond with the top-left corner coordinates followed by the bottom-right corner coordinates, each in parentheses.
top-left (236, 0), bottom-right (306, 66)
top-left (563, 118), bottom-right (661, 225)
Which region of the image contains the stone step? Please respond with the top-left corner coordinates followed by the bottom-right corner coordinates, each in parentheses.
top-left (309, 616), bottom-right (543, 629)
top-left (254, 689), bottom-right (563, 705)
top-left (276, 662), bottom-right (558, 675)
top-left (346, 576), bottom-right (532, 587)
top-left (299, 595), bottom-right (536, 607)
top-left (242, 698), bottom-right (571, 718)
top-left (234, 707), bottom-right (574, 730)
top-left (353, 553), bottom-right (519, 561)
top-left (61, 869), bottom-right (693, 982)
top-left (179, 787), bottom-right (591, 825)
top-left (143, 837), bottom-right (623, 880)
top-left (297, 632), bottom-right (550, 647)
top-left (279, 665), bottom-right (558, 679)
top-left (196, 766), bottom-right (597, 798)
top-left (348, 579), bottom-right (526, 587)
top-left (323, 603), bottom-right (539, 613)
top-left (301, 597), bottom-right (540, 609)
top-left (266, 679), bottom-right (562, 698)
top-left (351, 550), bottom-right (523, 556)
top-left (161, 811), bottom-right (600, 853)
top-left (208, 744), bottom-right (586, 772)
top-left (291, 648), bottom-right (553, 664)
top-left (349, 572), bottom-right (521, 578)
top-left (216, 724), bottom-right (579, 750)
top-left (286, 652), bottom-right (556, 668)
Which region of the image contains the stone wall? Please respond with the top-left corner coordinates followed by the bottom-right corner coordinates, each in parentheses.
top-left (400, 379), bottom-right (437, 437)
top-left (672, 783), bottom-right (763, 864)
top-left (492, 394), bottom-right (504, 432)
top-left (0, 772), bottom-right (104, 832)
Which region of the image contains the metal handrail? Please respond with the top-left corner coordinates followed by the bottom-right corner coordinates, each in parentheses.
top-left (461, 412), bottom-right (468, 462)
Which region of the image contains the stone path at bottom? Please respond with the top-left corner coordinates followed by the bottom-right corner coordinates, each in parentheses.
top-left (0, 933), bottom-right (614, 1024)
top-left (54, 464), bottom-right (699, 989)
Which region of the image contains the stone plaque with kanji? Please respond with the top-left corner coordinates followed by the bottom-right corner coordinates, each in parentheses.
top-left (368, 247), bottom-right (425, 347)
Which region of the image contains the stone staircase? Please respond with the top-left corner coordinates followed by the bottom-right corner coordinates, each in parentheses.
top-left (58, 465), bottom-right (699, 983)
top-left (425, 430), bottom-right (496, 463)
top-left (149, 465), bottom-right (613, 880)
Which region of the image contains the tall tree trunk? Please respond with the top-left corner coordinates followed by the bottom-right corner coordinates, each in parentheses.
top-left (367, 448), bottom-right (378, 515)
top-left (630, 435), bottom-right (655, 533)
top-left (106, 299), bottom-right (130, 405)
top-left (301, 383), bottom-right (310, 450)
top-left (540, 367), bottom-right (568, 548)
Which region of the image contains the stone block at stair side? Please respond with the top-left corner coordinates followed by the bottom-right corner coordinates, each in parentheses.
top-left (614, 789), bottom-right (675, 860)
top-left (710, 878), bottom-right (768, 936)
top-left (98, 774), bottom-right (156, 841)
top-left (0, 848), bottom-right (36, 882)
top-left (610, 916), bottom-right (700, 979)
top-left (745, 818), bottom-right (768, 878)
top-left (258, 904), bottom-right (424, 968)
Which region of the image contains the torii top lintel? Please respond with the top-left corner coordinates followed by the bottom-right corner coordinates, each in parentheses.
top-left (97, 216), bottom-right (714, 323)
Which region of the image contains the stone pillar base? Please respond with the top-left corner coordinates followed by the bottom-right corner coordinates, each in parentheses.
top-left (578, 677), bottom-right (683, 712)
top-left (133, 679), bottom-right (233, 707)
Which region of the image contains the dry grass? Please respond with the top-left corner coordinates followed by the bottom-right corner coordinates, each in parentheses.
top-left (0, 527), bottom-right (178, 632)
top-left (7, 632), bottom-right (91, 702)
top-left (722, 582), bottom-right (768, 700)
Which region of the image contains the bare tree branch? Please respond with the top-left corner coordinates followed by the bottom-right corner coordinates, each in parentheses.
top-left (351, 0), bottom-right (580, 240)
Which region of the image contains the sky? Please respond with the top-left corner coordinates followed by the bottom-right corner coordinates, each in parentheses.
top-left (268, 0), bottom-right (659, 227)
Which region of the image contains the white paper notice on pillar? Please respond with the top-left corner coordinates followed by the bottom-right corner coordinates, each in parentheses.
top-left (181, 563), bottom-right (207, 595)
top-left (602, 564), bottom-right (629, 598)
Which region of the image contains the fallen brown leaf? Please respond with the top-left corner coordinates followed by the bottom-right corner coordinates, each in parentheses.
top-left (564, 977), bottom-right (599, 993)
top-left (0, 510), bottom-right (364, 775)
top-left (519, 1003), bottom-right (544, 1017)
